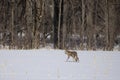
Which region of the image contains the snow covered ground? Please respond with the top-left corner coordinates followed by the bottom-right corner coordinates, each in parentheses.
top-left (0, 49), bottom-right (120, 80)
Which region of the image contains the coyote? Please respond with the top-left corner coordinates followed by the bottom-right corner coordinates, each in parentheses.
top-left (65, 50), bottom-right (79, 62)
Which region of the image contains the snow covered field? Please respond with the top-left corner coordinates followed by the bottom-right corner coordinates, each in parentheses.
top-left (0, 49), bottom-right (120, 80)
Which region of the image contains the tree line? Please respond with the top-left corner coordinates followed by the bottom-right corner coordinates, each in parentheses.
top-left (0, 0), bottom-right (120, 50)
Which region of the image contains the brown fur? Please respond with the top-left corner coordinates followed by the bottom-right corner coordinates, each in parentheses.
top-left (65, 50), bottom-right (79, 62)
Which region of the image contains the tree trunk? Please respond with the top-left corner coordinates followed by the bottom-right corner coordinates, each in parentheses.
top-left (105, 0), bottom-right (110, 50)
top-left (26, 0), bottom-right (33, 49)
top-left (81, 0), bottom-right (86, 50)
top-left (10, 0), bottom-right (15, 49)
top-left (53, 0), bottom-right (59, 49)
top-left (86, 0), bottom-right (94, 50)
top-left (58, 0), bottom-right (64, 49)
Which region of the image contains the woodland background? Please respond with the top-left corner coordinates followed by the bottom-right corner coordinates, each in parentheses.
top-left (0, 0), bottom-right (120, 50)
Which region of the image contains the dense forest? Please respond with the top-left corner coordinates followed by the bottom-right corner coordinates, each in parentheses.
top-left (0, 0), bottom-right (120, 50)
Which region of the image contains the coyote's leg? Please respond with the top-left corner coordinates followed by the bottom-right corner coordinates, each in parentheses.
top-left (66, 56), bottom-right (70, 61)
top-left (77, 58), bottom-right (79, 62)
top-left (77, 57), bottom-right (79, 62)
top-left (75, 56), bottom-right (79, 62)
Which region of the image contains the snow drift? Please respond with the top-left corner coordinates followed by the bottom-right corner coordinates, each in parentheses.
top-left (0, 49), bottom-right (120, 80)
